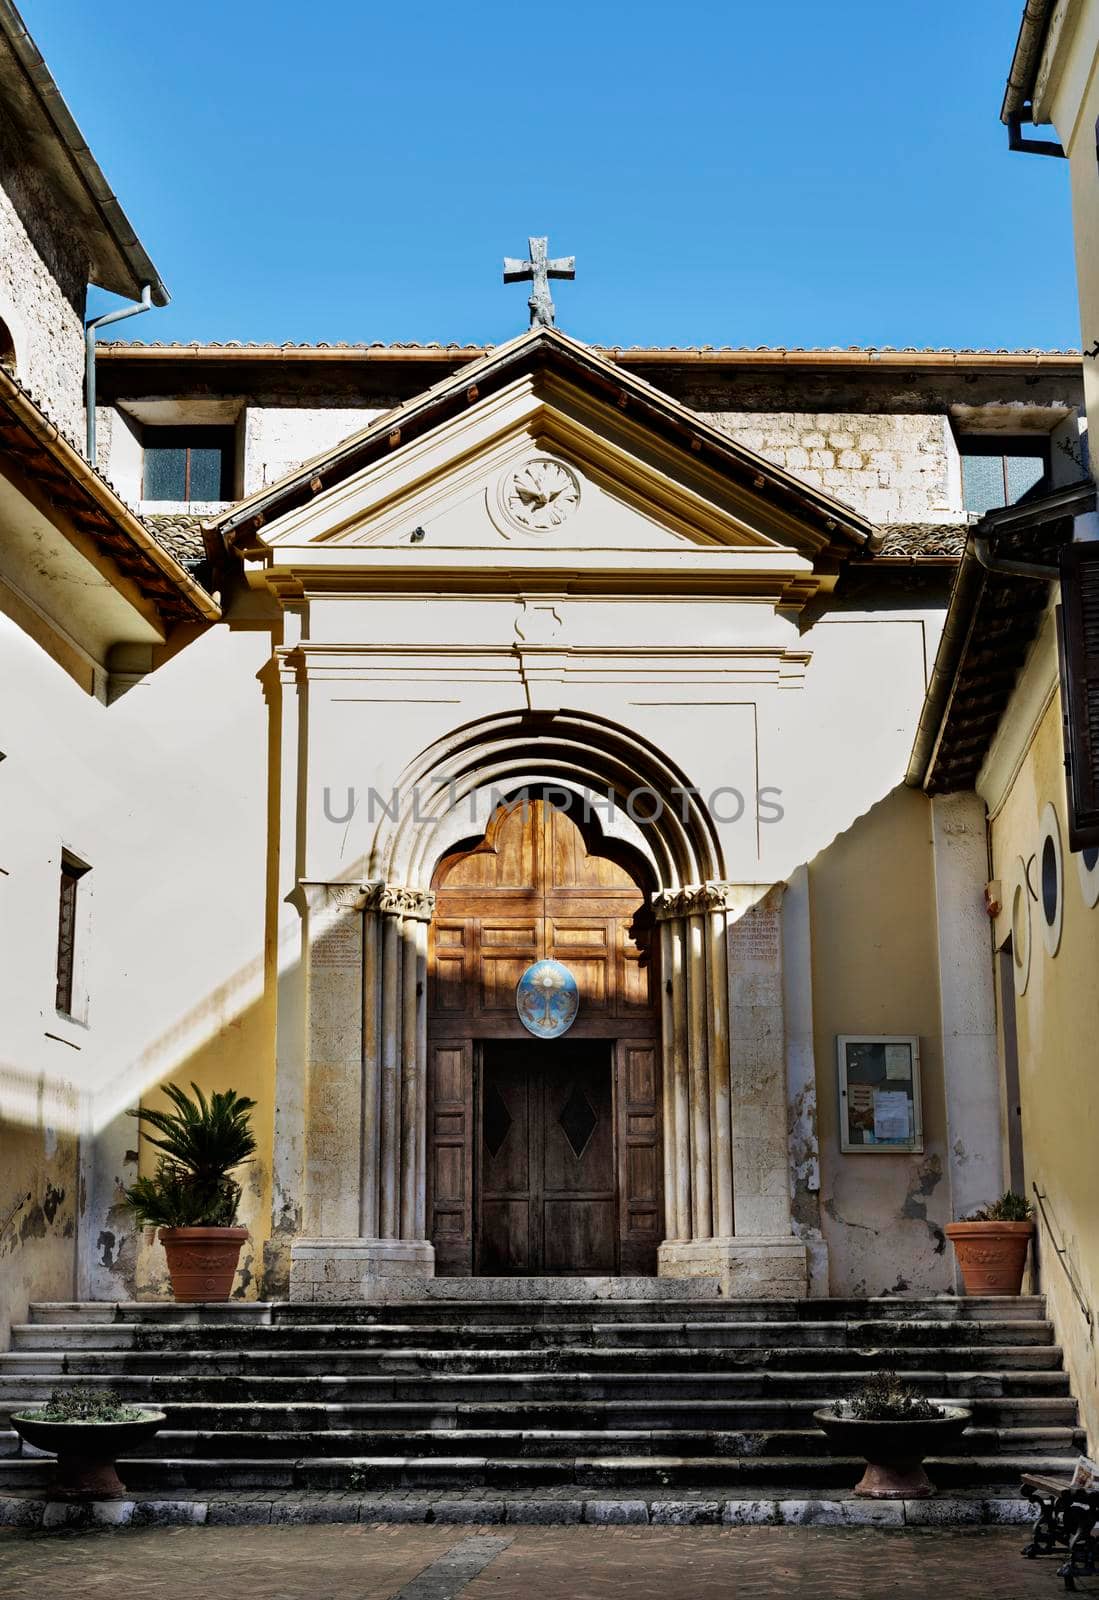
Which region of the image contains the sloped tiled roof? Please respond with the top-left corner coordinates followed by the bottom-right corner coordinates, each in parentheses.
top-left (99, 339), bottom-right (1082, 363)
top-left (142, 511), bottom-right (207, 565)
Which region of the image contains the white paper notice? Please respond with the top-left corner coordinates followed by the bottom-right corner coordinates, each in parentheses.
top-left (873, 1089), bottom-right (910, 1141)
top-left (884, 1044), bottom-right (912, 1081)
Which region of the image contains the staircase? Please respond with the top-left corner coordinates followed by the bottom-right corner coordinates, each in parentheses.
top-left (0, 1290), bottom-right (1082, 1504)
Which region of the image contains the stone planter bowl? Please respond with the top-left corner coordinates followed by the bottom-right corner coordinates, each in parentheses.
top-left (159, 1225), bottom-right (248, 1302)
top-left (944, 1220), bottom-right (1035, 1295)
top-left (11, 1410), bottom-right (165, 1498)
top-left (813, 1404), bottom-right (971, 1498)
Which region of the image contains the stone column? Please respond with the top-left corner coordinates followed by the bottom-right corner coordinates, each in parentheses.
top-left (290, 882), bottom-right (436, 1302)
top-left (931, 794), bottom-right (1003, 1273)
top-left (655, 882), bottom-right (808, 1299)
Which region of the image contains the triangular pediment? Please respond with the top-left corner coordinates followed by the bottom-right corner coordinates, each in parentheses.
top-left (216, 328), bottom-right (875, 602)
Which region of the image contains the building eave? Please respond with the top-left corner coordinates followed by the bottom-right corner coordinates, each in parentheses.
top-left (906, 481), bottom-right (1096, 793)
top-left (0, 367), bottom-right (219, 625)
top-left (1001, 0), bottom-right (1057, 123)
top-left (0, 0), bottom-right (168, 304)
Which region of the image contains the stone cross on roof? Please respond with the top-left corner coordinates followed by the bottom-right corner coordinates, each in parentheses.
top-left (503, 236), bottom-right (575, 329)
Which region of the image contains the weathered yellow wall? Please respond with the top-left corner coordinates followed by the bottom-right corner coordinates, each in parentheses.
top-left (809, 784), bottom-right (953, 1296)
top-left (133, 997), bottom-right (277, 1301)
top-left (988, 693), bottom-right (1099, 1451)
top-left (0, 1113), bottom-right (78, 1351)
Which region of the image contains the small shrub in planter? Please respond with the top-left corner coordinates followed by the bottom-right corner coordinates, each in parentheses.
top-left (945, 1191), bottom-right (1035, 1296)
top-left (11, 1386), bottom-right (164, 1499)
top-left (814, 1370), bottom-right (971, 1499)
top-left (123, 1082), bottom-right (257, 1302)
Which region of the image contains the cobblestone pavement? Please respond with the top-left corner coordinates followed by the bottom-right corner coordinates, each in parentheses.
top-left (0, 1523), bottom-right (1094, 1600)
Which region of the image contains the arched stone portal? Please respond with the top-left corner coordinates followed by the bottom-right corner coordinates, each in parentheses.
top-left (286, 711), bottom-right (808, 1301)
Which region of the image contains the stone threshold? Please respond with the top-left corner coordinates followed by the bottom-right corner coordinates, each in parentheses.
top-left (0, 1489), bottom-right (1035, 1531)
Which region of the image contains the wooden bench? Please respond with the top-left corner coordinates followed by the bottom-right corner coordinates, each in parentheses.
top-left (1021, 1472), bottom-right (1099, 1590)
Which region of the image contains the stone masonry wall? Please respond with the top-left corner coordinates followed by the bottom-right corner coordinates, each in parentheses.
top-left (0, 106), bottom-right (88, 443)
top-left (705, 411), bottom-right (962, 524)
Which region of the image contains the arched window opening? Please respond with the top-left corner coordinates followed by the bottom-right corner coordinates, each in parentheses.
top-left (0, 319), bottom-right (16, 377)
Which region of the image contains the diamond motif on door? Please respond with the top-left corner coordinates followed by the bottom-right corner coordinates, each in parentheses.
top-left (559, 1081), bottom-right (598, 1159)
top-left (483, 1080), bottom-right (513, 1159)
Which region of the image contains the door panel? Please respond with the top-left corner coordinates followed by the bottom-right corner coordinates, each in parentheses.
top-left (478, 1041), bottom-right (616, 1275)
top-left (616, 1039), bottom-right (662, 1274)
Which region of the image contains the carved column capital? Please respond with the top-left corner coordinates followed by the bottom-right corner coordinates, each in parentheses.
top-left (363, 883), bottom-right (436, 922)
top-left (294, 879), bottom-right (372, 916)
top-left (652, 881), bottom-right (741, 921)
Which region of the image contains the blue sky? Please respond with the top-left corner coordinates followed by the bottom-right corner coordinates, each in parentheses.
top-left (25, 0), bottom-right (1081, 350)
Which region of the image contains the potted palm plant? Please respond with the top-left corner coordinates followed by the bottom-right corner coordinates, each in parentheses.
top-left (11, 1385), bottom-right (164, 1498)
top-left (814, 1371), bottom-right (971, 1499)
top-left (123, 1082), bottom-right (257, 1302)
top-left (944, 1190), bottom-right (1035, 1296)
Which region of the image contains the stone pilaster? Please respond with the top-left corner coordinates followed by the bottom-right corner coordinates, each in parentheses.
top-left (290, 881), bottom-right (436, 1303)
top-left (654, 881), bottom-right (808, 1299)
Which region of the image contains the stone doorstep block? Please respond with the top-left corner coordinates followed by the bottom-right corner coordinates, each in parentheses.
top-left (270, 1499), bottom-right (361, 1525)
top-left (131, 1500), bottom-right (209, 1527)
top-left (778, 1500), bottom-right (905, 1527)
top-left (650, 1501), bottom-right (723, 1525)
top-left (583, 1500), bottom-right (650, 1525)
top-left (206, 1499), bottom-right (274, 1526)
top-left (0, 1497), bottom-right (44, 1528)
top-left (358, 1499), bottom-right (433, 1524)
top-left (902, 1497), bottom-right (986, 1526)
top-left (722, 1501), bottom-right (781, 1525)
top-left (430, 1499), bottom-right (506, 1525)
top-left (981, 1499), bottom-right (1034, 1525)
top-left (506, 1499), bottom-right (584, 1525)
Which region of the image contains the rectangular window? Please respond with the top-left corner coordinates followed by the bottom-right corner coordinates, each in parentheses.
top-left (959, 436), bottom-right (1050, 517)
top-left (55, 855), bottom-right (89, 1016)
top-left (142, 426), bottom-right (235, 502)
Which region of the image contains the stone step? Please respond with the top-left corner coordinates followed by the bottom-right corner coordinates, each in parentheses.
top-left (0, 1367), bottom-right (1072, 1405)
top-left (25, 1295), bottom-right (1050, 1326)
top-left (7, 1318), bottom-right (1056, 1353)
top-left (0, 1450), bottom-right (1074, 1494)
top-left (4, 1422), bottom-right (1082, 1462)
top-left (1, 1393), bottom-right (1074, 1435)
top-left (0, 1488), bottom-right (1043, 1530)
top-left (0, 1342), bottom-right (1063, 1378)
top-left (0, 1393), bottom-right (1075, 1434)
top-left (0, 1349), bottom-right (1063, 1385)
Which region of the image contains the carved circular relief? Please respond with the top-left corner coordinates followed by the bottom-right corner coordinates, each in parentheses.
top-left (499, 456), bottom-right (581, 532)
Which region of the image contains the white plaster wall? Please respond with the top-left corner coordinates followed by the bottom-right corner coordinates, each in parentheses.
top-left (243, 407), bottom-right (383, 495)
top-left (0, 611), bottom-right (272, 1301)
top-left (285, 587), bottom-right (942, 904)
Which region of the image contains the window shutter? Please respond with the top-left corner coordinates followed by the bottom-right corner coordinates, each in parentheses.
top-left (1058, 541), bottom-right (1099, 850)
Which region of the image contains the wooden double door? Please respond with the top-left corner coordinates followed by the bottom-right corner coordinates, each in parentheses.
top-left (427, 794), bottom-right (663, 1276)
top-left (479, 1039), bottom-right (616, 1275)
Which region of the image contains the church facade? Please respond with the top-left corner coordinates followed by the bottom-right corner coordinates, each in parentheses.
top-left (3, 1), bottom-right (1098, 1454)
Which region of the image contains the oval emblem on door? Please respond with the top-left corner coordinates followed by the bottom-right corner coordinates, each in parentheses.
top-left (516, 959), bottom-right (580, 1039)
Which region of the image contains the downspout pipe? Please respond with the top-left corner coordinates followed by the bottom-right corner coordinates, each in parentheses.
top-left (84, 284), bottom-right (158, 463)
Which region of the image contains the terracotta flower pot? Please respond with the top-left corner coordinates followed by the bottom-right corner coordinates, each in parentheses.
top-left (814, 1405), bottom-right (971, 1498)
top-left (11, 1411), bottom-right (165, 1498)
top-left (158, 1225), bottom-right (247, 1302)
top-left (944, 1220), bottom-right (1035, 1295)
